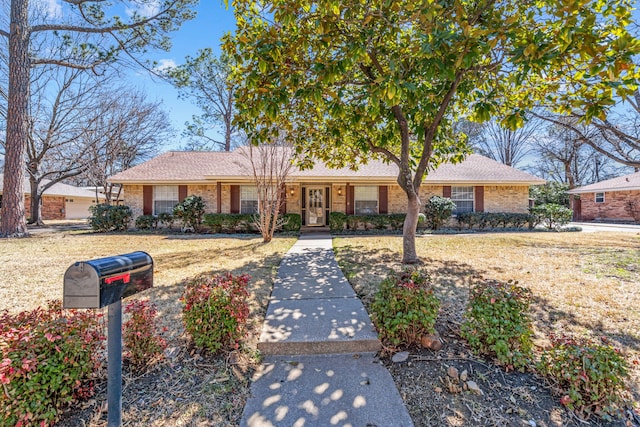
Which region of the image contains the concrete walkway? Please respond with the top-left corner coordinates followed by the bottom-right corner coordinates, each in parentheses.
top-left (241, 234), bottom-right (414, 427)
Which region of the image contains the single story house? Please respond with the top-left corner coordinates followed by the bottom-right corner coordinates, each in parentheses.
top-left (568, 171), bottom-right (640, 222)
top-left (0, 174), bottom-right (105, 220)
top-left (108, 147), bottom-right (544, 227)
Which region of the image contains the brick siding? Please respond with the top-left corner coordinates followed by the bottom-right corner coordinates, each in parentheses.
top-left (25, 195), bottom-right (65, 220)
top-left (579, 190), bottom-right (640, 221)
top-left (123, 183), bottom-right (533, 220)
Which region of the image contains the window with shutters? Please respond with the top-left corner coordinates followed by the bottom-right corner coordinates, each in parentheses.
top-left (451, 186), bottom-right (474, 214)
top-left (240, 186), bottom-right (259, 214)
top-left (153, 185), bottom-right (178, 214)
top-left (354, 186), bottom-right (378, 215)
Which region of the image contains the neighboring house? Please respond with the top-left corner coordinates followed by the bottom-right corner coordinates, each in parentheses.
top-left (0, 174), bottom-right (105, 220)
top-left (568, 171), bottom-right (640, 222)
top-left (108, 147), bottom-right (544, 227)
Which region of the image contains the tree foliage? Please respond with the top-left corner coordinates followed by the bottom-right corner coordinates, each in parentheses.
top-left (164, 49), bottom-right (240, 151)
top-left (225, 0), bottom-right (639, 263)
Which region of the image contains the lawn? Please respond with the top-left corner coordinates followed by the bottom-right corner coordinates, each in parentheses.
top-left (333, 232), bottom-right (640, 424)
top-left (0, 231), bottom-right (296, 426)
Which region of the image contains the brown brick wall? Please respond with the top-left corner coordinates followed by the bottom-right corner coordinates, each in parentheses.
top-left (188, 185), bottom-right (217, 213)
top-left (123, 185), bottom-right (144, 218)
top-left (484, 185), bottom-right (530, 213)
top-left (579, 190), bottom-right (640, 221)
top-left (25, 195), bottom-right (65, 220)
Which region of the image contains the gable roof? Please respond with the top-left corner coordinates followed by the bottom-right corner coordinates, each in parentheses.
top-left (0, 174), bottom-right (105, 200)
top-left (108, 148), bottom-right (544, 185)
top-left (568, 171), bottom-right (640, 194)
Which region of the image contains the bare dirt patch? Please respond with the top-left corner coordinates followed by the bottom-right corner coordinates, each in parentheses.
top-left (334, 232), bottom-right (640, 427)
top-left (0, 232), bottom-right (296, 426)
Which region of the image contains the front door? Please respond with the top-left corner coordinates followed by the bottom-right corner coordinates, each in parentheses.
top-left (306, 187), bottom-right (325, 226)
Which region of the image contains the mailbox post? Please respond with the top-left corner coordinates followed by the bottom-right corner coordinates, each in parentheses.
top-left (63, 252), bottom-right (153, 427)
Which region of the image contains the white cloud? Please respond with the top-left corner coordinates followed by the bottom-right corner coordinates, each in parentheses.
top-left (42, 0), bottom-right (62, 18)
top-left (125, 0), bottom-right (161, 18)
top-left (155, 59), bottom-right (177, 72)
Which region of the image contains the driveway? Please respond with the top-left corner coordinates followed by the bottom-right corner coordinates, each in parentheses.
top-left (571, 222), bottom-right (640, 233)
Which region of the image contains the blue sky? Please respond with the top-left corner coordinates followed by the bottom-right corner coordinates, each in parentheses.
top-left (130, 1), bottom-right (236, 150)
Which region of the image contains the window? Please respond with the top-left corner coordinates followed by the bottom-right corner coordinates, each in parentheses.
top-left (154, 185), bottom-right (178, 215)
top-left (240, 186), bottom-right (259, 214)
top-left (595, 192), bottom-right (605, 203)
top-left (354, 186), bottom-right (378, 215)
top-left (451, 186), bottom-right (474, 214)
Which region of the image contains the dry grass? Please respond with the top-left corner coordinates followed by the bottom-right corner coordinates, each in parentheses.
top-left (333, 231), bottom-right (640, 398)
top-left (0, 230), bottom-right (296, 426)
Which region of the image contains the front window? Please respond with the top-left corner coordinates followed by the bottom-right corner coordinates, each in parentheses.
top-left (451, 186), bottom-right (474, 214)
top-left (595, 192), bottom-right (605, 203)
top-left (240, 186), bottom-right (259, 214)
top-left (354, 186), bottom-right (378, 215)
top-left (154, 185), bottom-right (178, 215)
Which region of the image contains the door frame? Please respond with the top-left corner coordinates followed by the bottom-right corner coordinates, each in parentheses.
top-left (306, 186), bottom-right (325, 227)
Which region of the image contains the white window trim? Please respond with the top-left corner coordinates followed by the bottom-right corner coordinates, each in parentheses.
top-left (153, 185), bottom-right (179, 215)
top-left (240, 185), bottom-right (259, 214)
top-left (595, 192), bottom-right (605, 203)
top-left (354, 186), bottom-right (379, 215)
top-left (451, 186), bottom-right (475, 214)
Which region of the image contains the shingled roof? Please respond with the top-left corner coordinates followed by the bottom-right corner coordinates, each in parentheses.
top-left (0, 174), bottom-right (105, 199)
top-left (568, 171), bottom-right (640, 194)
top-left (108, 148), bottom-right (544, 185)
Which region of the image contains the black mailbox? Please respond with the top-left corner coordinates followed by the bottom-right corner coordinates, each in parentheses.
top-left (63, 251), bottom-right (153, 309)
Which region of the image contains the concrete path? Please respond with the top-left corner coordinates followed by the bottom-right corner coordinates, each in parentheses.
top-left (241, 234), bottom-right (414, 427)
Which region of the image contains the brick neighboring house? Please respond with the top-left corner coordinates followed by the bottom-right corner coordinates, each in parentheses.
top-left (0, 174), bottom-right (105, 220)
top-left (568, 171), bottom-right (640, 222)
top-left (109, 147), bottom-right (544, 227)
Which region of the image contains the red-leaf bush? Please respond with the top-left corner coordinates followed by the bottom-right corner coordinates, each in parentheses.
top-left (460, 280), bottom-right (533, 371)
top-left (0, 301), bottom-right (104, 426)
top-left (181, 273), bottom-right (251, 354)
top-left (123, 299), bottom-right (167, 371)
top-left (370, 269), bottom-right (440, 347)
top-left (537, 335), bottom-right (630, 420)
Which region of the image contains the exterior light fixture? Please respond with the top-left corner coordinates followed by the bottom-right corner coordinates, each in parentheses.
top-left (337, 187), bottom-right (342, 196)
top-left (290, 188), bottom-right (295, 196)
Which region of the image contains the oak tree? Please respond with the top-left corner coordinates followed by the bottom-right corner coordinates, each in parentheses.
top-left (225, 0), bottom-right (638, 263)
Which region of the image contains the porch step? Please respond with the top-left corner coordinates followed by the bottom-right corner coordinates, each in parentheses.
top-left (257, 297), bottom-right (381, 355)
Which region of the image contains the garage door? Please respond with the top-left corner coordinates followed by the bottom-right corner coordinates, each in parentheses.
top-left (65, 198), bottom-right (94, 219)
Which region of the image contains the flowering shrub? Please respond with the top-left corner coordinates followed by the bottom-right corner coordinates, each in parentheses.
top-left (0, 301), bottom-right (104, 426)
top-left (461, 280), bottom-right (533, 371)
top-left (181, 273), bottom-right (251, 354)
top-left (537, 335), bottom-right (630, 420)
top-left (371, 269), bottom-right (440, 347)
top-left (123, 300), bottom-right (167, 371)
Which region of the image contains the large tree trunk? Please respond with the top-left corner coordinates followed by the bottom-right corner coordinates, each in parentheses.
top-left (401, 185), bottom-right (422, 264)
top-left (27, 176), bottom-right (44, 225)
top-left (1, 0), bottom-right (30, 237)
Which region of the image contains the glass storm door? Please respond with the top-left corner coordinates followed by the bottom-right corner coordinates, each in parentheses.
top-left (306, 187), bottom-right (325, 226)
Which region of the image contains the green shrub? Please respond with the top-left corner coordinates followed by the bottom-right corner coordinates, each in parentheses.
top-left (461, 280), bottom-right (533, 371)
top-left (530, 182), bottom-right (570, 207)
top-left (135, 214), bottom-right (158, 230)
top-left (0, 301), bottom-right (104, 426)
top-left (424, 196), bottom-right (456, 230)
top-left (88, 204), bottom-right (132, 232)
top-left (530, 203), bottom-right (573, 230)
top-left (157, 212), bottom-right (175, 229)
top-left (123, 300), bottom-right (167, 372)
top-left (330, 213), bottom-right (406, 232)
top-left (329, 212), bottom-right (348, 231)
top-left (281, 213), bottom-right (301, 232)
top-left (371, 270), bottom-right (440, 347)
top-left (537, 335), bottom-right (630, 420)
top-left (455, 212), bottom-right (534, 230)
top-left (173, 195), bottom-right (206, 232)
top-left (203, 213), bottom-right (258, 233)
top-left (181, 273), bottom-right (251, 354)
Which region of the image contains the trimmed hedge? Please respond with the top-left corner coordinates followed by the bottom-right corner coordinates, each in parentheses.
top-left (456, 212), bottom-right (535, 230)
top-left (88, 204), bottom-right (132, 232)
top-left (202, 213), bottom-right (301, 233)
top-left (329, 212), bottom-right (406, 232)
